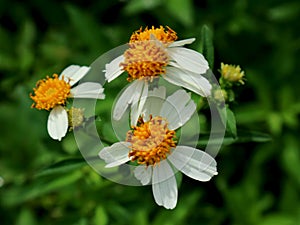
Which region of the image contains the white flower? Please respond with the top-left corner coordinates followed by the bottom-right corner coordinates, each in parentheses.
top-left (30, 65), bottom-right (105, 141)
top-left (99, 87), bottom-right (217, 209)
top-left (104, 26), bottom-right (212, 125)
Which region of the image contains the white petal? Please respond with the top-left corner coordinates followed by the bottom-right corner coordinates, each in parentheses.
top-left (142, 86), bottom-right (166, 119)
top-left (134, 165), bottom-right (152, 185)
top-left (168, 47), bottom-right (209, 74)
top-left (47, 106), bottom-right (68, 141)
top-left (98, 142), bottom-right (130, 168)
top-left (60, 65), bottom-right (90, 86)
top-left (113, 80), bottom-right (144, 121)
top-left (164, 67), bottom-right (212, 97)
top-left (148, 86), bottom-right (166, 99)
top-left (152, 160), bottom-right (177, 209)
top-left (130, 81), bottom-right (148, 126)
top-left (105, 55), bottom-right (124, 82)
top-left (160, 89), bottom-right (196, 130)
top-left (59, 65), bottom-right (80, 79)
top-left (168, 146), bottom-right (218, 181)
top-left (70, 82), bottom-right (105, 99)
top-left (168, 38), bottom-right (195, 47)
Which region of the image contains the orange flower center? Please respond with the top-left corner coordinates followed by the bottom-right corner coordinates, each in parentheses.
top-left (120, 26), bottom-right (178, 82)
top-left (30, 74), bottom-right (71, 110)
top-left (126, 116), bottom-right (176, 166)
top-left (129, 26), bottom-right (178, 43)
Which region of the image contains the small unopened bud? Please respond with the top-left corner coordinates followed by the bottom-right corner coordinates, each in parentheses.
top-left (213, 89), bottom-right (228, 103)
top-left (221, 63), bottom-right (245, 84)
top-left (68, 107), bottom-right (85, 130)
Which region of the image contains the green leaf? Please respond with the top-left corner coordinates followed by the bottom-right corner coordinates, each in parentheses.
top-left (16, 208), bottom-right (37, 225)
top-left (197, 135), bottom-right (236, 147)
top-left (35, 157), bottom-right (87, 178)
top-left (268, 2), bottom-right (300, 22)
top-left (93, 206), bottom-right (108, 225)
top-left (235, 130), bottom-right (272, 143)
top-left (65, 4), bottom-right (106, 51)
top-left (2, 171), bottom-right (83, 206)
top-left (124, 0), bottom-right (161, 14)
top-left (17, 20), bottom-right (36, 71)
top-left (217, 106), bottom-right (237, 138)
top-left (267, 112), bottom-right (283, 135)
top-left (200, 25), bottom-right (214, 68)
top-left (226, 107), bottom-right (237, 138)
top-left (258, 214), bottom-right (295, 225)
top-left (165, 0), bottom-right (194, 27)
top-left (282, 135), bottom-right (300, 187)
top-left (197, 130), bottom-right (271, 147)
top-left (175, 170), bottom-right (183, 188)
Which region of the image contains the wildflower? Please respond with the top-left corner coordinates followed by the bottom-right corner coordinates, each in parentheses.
top-left (105, 26), bottom-right (212, 125)
top-left (30, 65), bottom-right (105, 140)
top-left (220, 63), bottom-right (245, 85)
top-left (67, 107), bottom-right (85, 130)
top-left (99, 87), bottom-right (217, 209)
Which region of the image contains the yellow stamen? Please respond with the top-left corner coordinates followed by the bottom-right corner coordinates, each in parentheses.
top-left (126, 116), bottom-right (176, 166)
top-left (121, 41), bottom-right (169, 82)
top-left (120, 26), bottom-right (177, 82)
top-left (129, 26), bottom-right (178, 43)
top-left (30, 74), bottom-right (71, 110)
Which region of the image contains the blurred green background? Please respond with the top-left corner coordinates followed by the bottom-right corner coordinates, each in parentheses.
top-left (1, 0), bottom-right (300, 224)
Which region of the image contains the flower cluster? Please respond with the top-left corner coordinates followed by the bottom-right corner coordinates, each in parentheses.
top-left (30, 26), bottom-right (219, 209)
top-left (211, 63), bottom-right (246, 105)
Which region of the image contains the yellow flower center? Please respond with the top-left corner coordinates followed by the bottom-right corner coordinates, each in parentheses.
top-left (126, 116), bottom-right (176, 166)
top-left (221, 63), bottom-right (245, 84)
top-left (121, 41), bottom-right (169, 82)
top-left (120, 26), bottom-right (178, 82)
top-left (129, 26), bottom-right (178, 43)
top-left (30, 74), bottom-right (71, 110)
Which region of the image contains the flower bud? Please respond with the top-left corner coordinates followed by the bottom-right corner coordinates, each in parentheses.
top-left (213, 89), bottom-right (228, 103)
top-left (67, 107), bottom-right (85, 130)
top-left (221, 63), bottom-right (245, 84)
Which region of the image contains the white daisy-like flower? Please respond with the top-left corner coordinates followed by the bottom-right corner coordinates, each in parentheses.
top-left (99, 87), bottom-right (217, 209)
top-left (105, 26), bottom-right (212, 125)
top-left (30, 65), bottom-right (105, 141)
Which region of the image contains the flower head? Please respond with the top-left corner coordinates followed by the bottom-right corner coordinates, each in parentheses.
top-left (127, 115), bottom-right (177, 166)
top-left (104, 26), bottom-right (212, 125)
top-left (30, 65), bottom-right (105, 141)
top-left (220, 63), bottom-right (245, 85)
top-left (129, 26), bottom-right (177, 43)
top-left (121, 26), bottom-right (177, 82)
top-left (99, 87), bottom-right (217, 209)
top-left (30, 74), bottom-right (71, 110)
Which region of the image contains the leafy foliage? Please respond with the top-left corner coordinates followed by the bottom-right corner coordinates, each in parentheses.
top-left (0, 0), bottom-right (299, 224)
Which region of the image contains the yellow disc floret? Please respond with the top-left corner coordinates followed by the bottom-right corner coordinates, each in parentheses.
top-left (30, 74), bottom-right (71, 110)
top-left (126, 115), bottom-right (176, 166)
top-left (120, 26), bottom-right (177, 82)
top-left (221, 63), bottom-right (245, 84)
top-left (129, 26), bottom-right (178, 44)
top-left (121, 41), bottom-right (169, 82)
